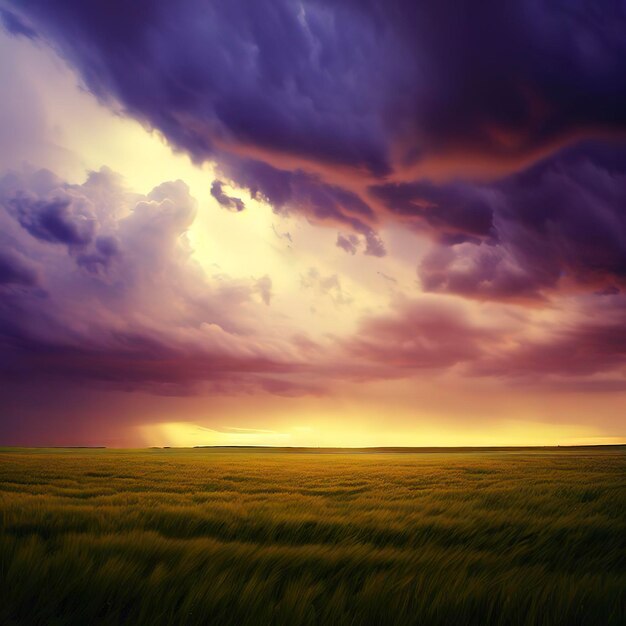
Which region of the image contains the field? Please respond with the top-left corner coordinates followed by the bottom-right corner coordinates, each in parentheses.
top-left (0, 447), bottom-right (624, 625)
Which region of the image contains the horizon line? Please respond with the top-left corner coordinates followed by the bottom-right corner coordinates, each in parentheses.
top-left (2, 443), bottom-right (625, 452)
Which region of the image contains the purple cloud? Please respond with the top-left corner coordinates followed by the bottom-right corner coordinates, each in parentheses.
top-left (8, 1), bottom-right (626, 169)
top-left (0, 248), bottom-right (39, 286)
top-left (471, 296), bottom-right (626, 379)
top-left (214, 156), bottom-right (388, 254)
top-left (4, 0), bottom-right (625, 284)
top-left (9, 195), bottom-right (97, 246)
top-left (5, 0), bottom-right (393, 172)
top-left (341, 293), bottom-right (626, 384)
top-left (369, 180), bottom-right (495, 241)
top-left (343, 298), bottom-right (492, 372)
top-left (0, 8), bottom-right (37, 39)
top-left (210, 181), bottom-right (245, 212)
top-left (417, 143), bottom-right (626, 299)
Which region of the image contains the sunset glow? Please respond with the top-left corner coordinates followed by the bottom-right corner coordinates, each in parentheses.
top-left (1, 1), bottom-right (625, 447)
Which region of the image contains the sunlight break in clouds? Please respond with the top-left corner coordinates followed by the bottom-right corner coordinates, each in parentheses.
top-left (0, 1), bottom-right (625, 447)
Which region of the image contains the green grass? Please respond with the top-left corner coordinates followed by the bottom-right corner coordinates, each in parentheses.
top-left (0, 447), bottom-right (624, 625)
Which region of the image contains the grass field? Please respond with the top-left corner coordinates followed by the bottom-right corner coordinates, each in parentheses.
top-left (0, 447), bottom-right (624, 625)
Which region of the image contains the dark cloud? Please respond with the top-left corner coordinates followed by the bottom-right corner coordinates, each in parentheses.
top-left (8, 194), bottom-right (97, 246)
top-left (378, 0), bottom-right (626, 164)
top-left (369, 180), bottom-right (495, 241)
top-left (2, 0), bottom-right (626, 425)
top-left (0, 8), bottom-right (37, 39)
top-left (5, 0), bottom-right (625, 281)
top-left (210, 181), bottom-right (245, 212)
top-left (417, 142), bottom-right (626, 299)
top-left (1, 331), bottom-right (303, 395)
top-left (418, 244), bottom-right (545, 302)
top-left (8, 0), bottom-right (626, 172)
top-left (6, 0), bottom-right (393, 172)
top-left (0, 248), bottom-right (39, 286)
top-left (216, 156), bottom-right (387, 253)
top-left (217, 157), bottom-right (378, 232)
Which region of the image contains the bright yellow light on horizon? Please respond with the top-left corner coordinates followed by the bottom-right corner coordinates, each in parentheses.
top-left (138, 419), bottom-right (618, 449)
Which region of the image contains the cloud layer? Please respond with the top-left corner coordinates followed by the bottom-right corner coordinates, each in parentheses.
top-left (7, 1), bottom-right (626, 167)
top-left (5, 0), bottom-right (626, 261)
top-left (4, 166), bottom-right (623, 402)
top-left (1, 1), bottom-right (625, 443)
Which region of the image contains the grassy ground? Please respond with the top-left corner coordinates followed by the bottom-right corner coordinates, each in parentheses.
top-left (0, 447), bottom-right (624, 625)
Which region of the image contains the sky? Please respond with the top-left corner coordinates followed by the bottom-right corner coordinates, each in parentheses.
top-left (0, 1), bottom-right (625, 447)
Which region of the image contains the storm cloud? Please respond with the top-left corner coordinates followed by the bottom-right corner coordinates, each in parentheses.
top-left (416, 143), bottom-right (626, 299)
top-left (5, 0), bottom-right (626, 253)
top-left (1, 0), bottom-right (626, 444)
top-left (6, 1), bottom-right (626, 168)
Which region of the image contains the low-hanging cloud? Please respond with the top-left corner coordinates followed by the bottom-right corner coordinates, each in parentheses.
top-left (1, 167), bottom-right (625, 414)
top-left (341, 294), bottom-right (626, 385)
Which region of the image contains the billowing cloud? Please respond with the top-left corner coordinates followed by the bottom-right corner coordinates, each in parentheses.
top-left (0, 167), bottom-right (315, 395)
top-left (9, 192), bottom-right (97, 246)
top-left (7, 1), bottom-right (626, 171)
top-left (417, 143), bottom-right (626, 299)
top-left (4, 0), bottom-right (624, 284)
